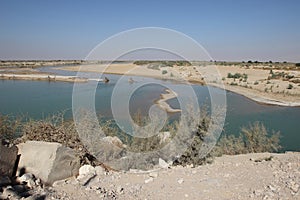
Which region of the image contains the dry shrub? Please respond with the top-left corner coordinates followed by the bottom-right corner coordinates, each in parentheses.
top-left (0, 108), bottom-right (282, 170)
top-left (213, 121), bottom-right (281, 156)
top-left (0, 114), bottom-right (22, 144)
top-left (172, 109), bottom-right (214, 166)
top-left (14, 112), bottom-right (103, 166)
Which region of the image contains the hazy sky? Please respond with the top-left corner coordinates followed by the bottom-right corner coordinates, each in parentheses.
top-left (0, 0), bottom-right (299, 62)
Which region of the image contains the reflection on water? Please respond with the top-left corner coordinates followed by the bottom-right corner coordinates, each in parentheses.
top-left (0, 67), bottom-right (299, 151)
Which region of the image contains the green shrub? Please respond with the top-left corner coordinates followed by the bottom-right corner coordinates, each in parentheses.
top-left (227, 73), bottom-right (248, 80)
top-left (287, 84), bottom-right (293, 89)
top-left (133, 60), bottom-right (191, 67)
top-left (295, 63), bottom-right (300, 67)
top-left (162, 70), bottom-right (168, 75)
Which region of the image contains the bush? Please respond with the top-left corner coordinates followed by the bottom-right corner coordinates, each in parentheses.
top-left (133, 60), bottom-right (191, 67)
top-left (254, 81), bottom-right (259, 85)
top-left (227, 73), bottom-right (247, 80)
top-left (287, 84), bottom-right (293, 89)
top-left (0, 115), bottom-right (22, 143)
top-left (213, 134), bottom-right (245, 156)
top-left (295, 63), bottom-right (300, 67)
top-left (173, 109), bottom-right (214, 166)
top-left (162, 70), bottom-right (168, 75)
top-left (213, 122), bottom-right (281, 156)
top-left (0, 111), bottom-right (282, 170)
top-left (241, 122), bottom-right (281, 153)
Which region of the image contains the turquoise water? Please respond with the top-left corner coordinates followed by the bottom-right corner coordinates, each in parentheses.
top-left (0, 69), bottom-right (299, 151)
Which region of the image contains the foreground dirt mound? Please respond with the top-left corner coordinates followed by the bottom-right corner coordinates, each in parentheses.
top-left (47, 152), bottom-right (299, 200)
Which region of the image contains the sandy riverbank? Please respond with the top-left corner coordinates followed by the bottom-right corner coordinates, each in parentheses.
top-left (197, 65), bottom-right (300, 107)
top-left (0, 73), bottom-right (88, 83)
top-left (155, 89), bottom-right (181, 113)
top-left (1, 61), bottom-right (299, 106)
top-left (58, 62), bottom-right (300, 107)
top-left (57, 63), bottom-right (163, 78)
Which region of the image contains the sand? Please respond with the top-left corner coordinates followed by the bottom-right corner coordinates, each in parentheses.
top-left (58, 63), bottom-right (300, 107)
top-left (2, 62), bottom-right (299, 106)
top-left (0, 73), bottom-right (88, 83)
top-left (57, 63), bottom-right (163, 78)
top-left (199, 65), bottom-right (300, 106)
top-left (155, 89), bottom-right (181, 113)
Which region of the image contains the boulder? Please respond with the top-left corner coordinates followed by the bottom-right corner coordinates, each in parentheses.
top-left (17, 141), bottom-right (80, 185)
top-left (78, 165), bottom-right (95, 177)
top-left (158, 158), bottom-right (169, 169)
top-left (0, 144), bottom-right (19, 177)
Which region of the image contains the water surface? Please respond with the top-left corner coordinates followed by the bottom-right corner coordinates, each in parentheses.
top-left (0, 67), bottom-right (299, 151)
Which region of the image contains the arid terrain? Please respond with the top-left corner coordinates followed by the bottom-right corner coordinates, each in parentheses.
top-left (1, 60), bottom-right (299, 107)
top-left (54, 152), bottom-right (300, 200)
top-left (3, 152), bottom-right (297, 200)
top-left (57, 61), bottom-right (300, 106)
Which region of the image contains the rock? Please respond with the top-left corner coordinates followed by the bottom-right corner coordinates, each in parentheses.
top-left (35, 178), bottom-right (42, 186)
top-left (2, 186), bottom-right (21, 199)
top-left (52, 179), bottom-right (68, 187)
top-left (0, 144), bottom-right (19, 177)
top-left (289, 182), bottom-right (299, 193)
top-left (25, 193), bottom-right (47, 200)
top-left (159, 132), bottom-right (171, 144)
top-left (117, 186), bottom-right (124, 194)
top-left (144, 177), bottom-right (153, 184)
top-left (17, 141), bottom-right (80, 185)
top-left (254, 189), bottom-right (263, 196)
top-left (18, 173), bottom-right (37, 188)
top-left (12, 184), bottom-right (27, 193)
top-left (177, 178), bottom-right (184, 184)
top-left (77, 165), bottom-right (97, 186)
top-left (268, 185), bottom-right (276, 192)
top-left (79, 165), bottom-right (96, 177)
top-left (95, 166), bottom-right (105, 176)
top-left (158, 158), bottom-right (169, 169)
top-left (77, 173), bottom-right (96, 186)
top-left (19, 173), bottom-right (35, 183)
top-left (0, 175), bottom-right (11, 187)
top-left (149, 172), bottom-right (158, 178)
